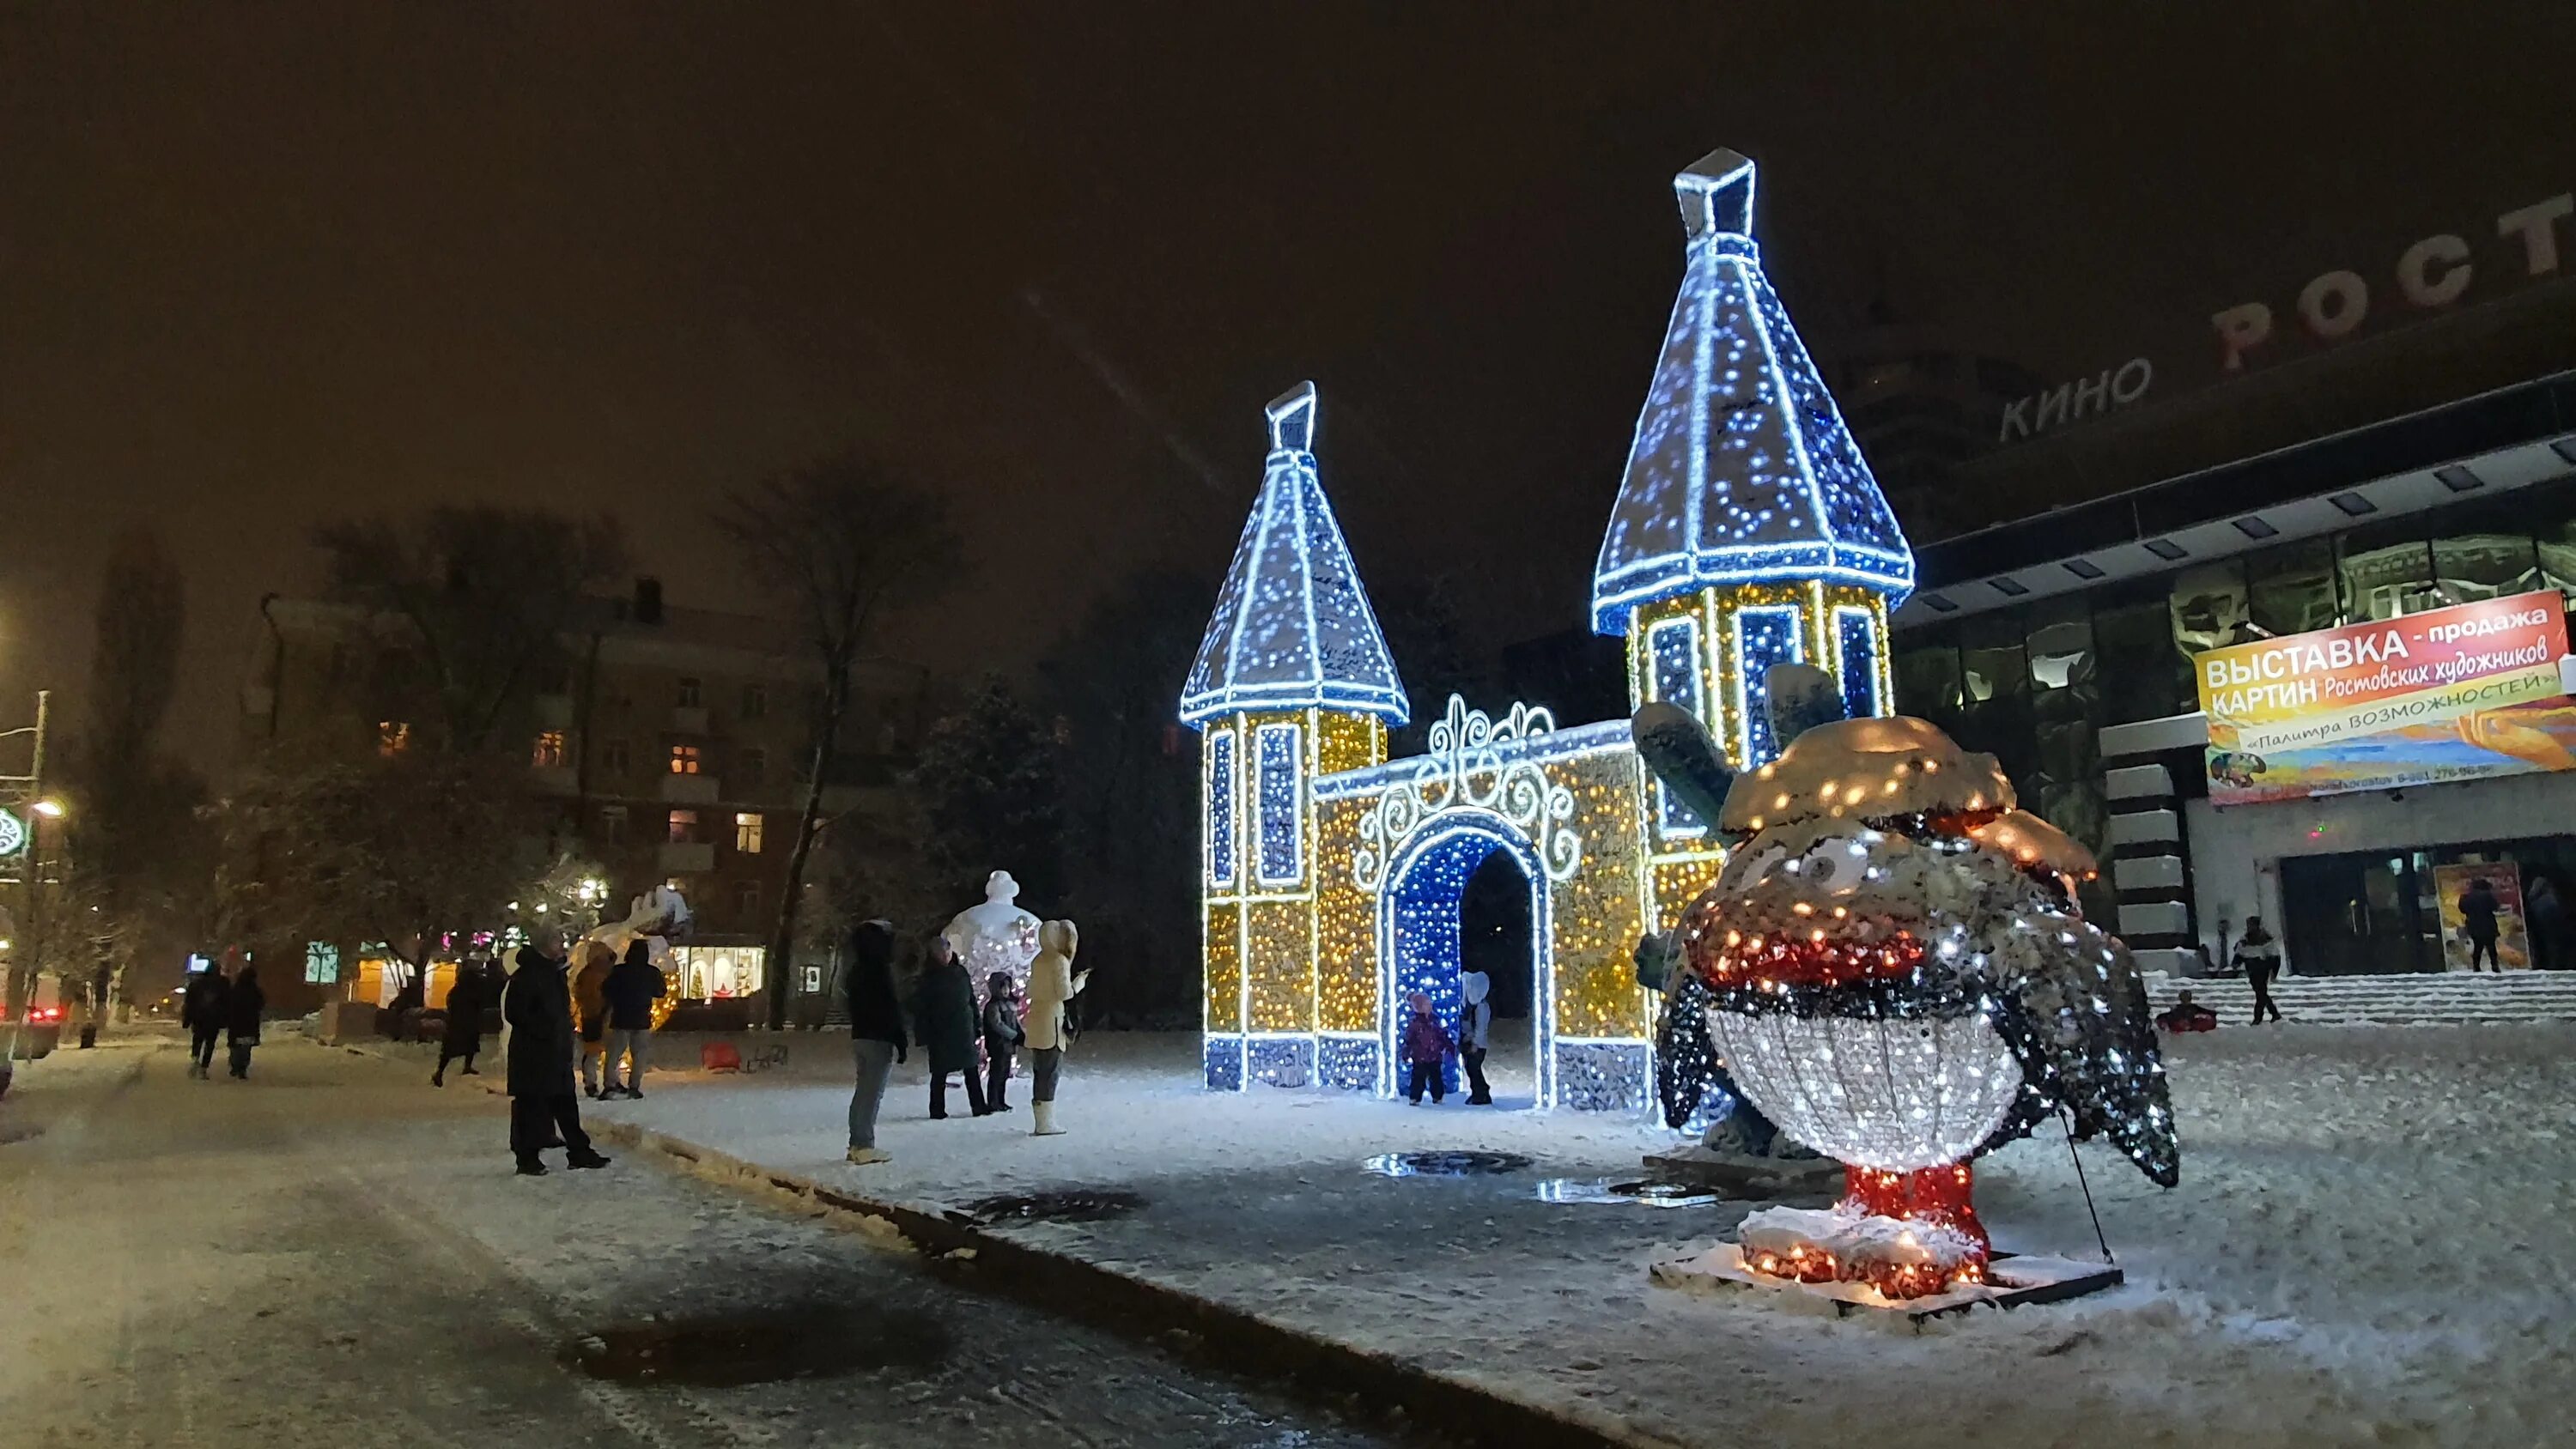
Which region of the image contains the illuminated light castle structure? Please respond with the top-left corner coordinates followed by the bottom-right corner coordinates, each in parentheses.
top-left (1182, 149), bottom-right (1911, 1109)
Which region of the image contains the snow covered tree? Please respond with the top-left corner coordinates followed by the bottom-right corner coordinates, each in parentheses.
top-left (711, 455), bottom-right (959, 1029)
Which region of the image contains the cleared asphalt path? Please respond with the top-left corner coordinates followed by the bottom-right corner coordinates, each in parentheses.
top-left (0, 1034), bottom-right (1411, 1449)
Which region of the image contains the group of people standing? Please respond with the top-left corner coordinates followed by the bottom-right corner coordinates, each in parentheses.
top-left (432, 937), bottom-right (664, 1099)
top-left (178, 960), bottom-right (264, 1080)
top-left (840, 918), bottom-right (1087, 1165)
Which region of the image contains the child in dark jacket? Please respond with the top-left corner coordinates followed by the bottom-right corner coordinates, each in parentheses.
top-left (981, 972), bottom-right (1024, 1113)
top-left (1400, 991), bottom-right (1451, 1105)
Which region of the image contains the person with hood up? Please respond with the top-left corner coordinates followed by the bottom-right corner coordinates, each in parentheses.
top-left (600, 939), bottom-right (666, 1098)
top-left (432, 957), bottom-right (490, 1087)
top-left (843, 920), bottom-right (908, 1164)
top-left (502, 927), bottom-right (610, 1176)
top-left (1455, 970), bottom-right (1494, 1106)
top-left (914, 935), bottom-right (987, 1119)
top-left (180, 961), bottom-right (230, 1079)
top-left (1023, 919), bottom-right (1087, 1136)
top-left (981, 972), bottom-right (1024, 1113)
top-left (1400, 991), bottom-right (1451, 1105)
top-left (2527, 876), bottom-right (2564, 971)
top-left (223, 964), bottom-right (266, 1080)
top-left (571, 939), bottom-right (614, 1099)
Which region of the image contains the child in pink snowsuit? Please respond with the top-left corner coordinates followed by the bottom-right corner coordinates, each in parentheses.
top-left (1400, 991), bottom-right (1452, 1105)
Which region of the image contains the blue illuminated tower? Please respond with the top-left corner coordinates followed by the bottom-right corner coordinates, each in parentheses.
top-left (1593, 148), bottom-right (1910, 769)
top-left (1592, 148), bottom-right (1911, 930)
top-left (1181, 383), bottom-right (1407, 1091)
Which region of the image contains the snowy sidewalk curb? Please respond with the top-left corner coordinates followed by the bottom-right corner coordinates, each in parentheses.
top-left (596, 1117), bottom-right (1679, 1449)
top-left (337, 1041), bottom-right (1674, 1449)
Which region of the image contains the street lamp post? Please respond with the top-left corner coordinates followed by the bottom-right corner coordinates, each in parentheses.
top-left (3, 690), bottom-right (52, 1040)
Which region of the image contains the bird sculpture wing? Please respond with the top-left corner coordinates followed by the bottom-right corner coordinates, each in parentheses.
top-left (1987, 907), bottom-right (2180, 1188)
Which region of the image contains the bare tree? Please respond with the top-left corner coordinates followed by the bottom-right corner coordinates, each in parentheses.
top-left (712, 456), bottom-right (958, 1030)
top-left (56, 527), bottom-right (190, 1022)
top-left (313, 506), bottom-right (624, 753)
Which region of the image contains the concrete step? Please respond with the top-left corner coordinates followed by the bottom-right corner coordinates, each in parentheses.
top-left (2143, 971), bottom-right (2576, 1025)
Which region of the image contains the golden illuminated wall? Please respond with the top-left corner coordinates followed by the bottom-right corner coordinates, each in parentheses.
top-left (1313, 793), bottom-right (1376, 1032)
top-left (1540, 750), bottom-right (1650, 1039)
top-left (1202, 707), bottom-right (1387, 1043)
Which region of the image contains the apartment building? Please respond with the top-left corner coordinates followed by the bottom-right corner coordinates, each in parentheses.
top-left (240, 578), bottom-right (926, 1012)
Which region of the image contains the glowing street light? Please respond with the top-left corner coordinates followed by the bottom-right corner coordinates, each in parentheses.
top-left (29, 798), bottom-right (64, 819)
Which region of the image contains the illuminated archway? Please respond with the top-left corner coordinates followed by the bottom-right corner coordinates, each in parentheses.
top-left (1376, 809), bottom-right (1552, 1107)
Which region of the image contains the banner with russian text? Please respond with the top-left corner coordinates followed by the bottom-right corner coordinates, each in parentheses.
top-left (2196, 590), bottom-right (2576, 805)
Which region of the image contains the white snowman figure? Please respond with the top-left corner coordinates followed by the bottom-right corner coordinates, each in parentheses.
top-left (944, 870), bottom-right (1042, 1021)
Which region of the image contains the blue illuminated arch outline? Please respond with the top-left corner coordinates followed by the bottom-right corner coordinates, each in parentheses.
top-left (1372, 809), bottom-right (1555, 1110)
top-left (1733, 604), bottom-right (1805, 767)
top-left (1642, 616), bottom-right (1709, 839)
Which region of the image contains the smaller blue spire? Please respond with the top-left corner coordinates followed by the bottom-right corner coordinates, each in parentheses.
top-left (1180, 384), bottom-right (1409, 727)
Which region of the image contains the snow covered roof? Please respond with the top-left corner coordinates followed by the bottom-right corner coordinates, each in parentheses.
top-left (1179, 384), bottom-right (1409, 727)
top-left (1590, 149), bottom-right (1915, 636)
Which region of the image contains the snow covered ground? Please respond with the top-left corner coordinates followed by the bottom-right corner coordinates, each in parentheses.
top-left (391, 1022), bottom-right (2574, 1447)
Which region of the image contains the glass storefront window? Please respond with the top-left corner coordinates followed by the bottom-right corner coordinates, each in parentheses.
top-left (2245, 541), bottom-right (2338, 638)
top-left (1958, 612), bottom-right (2026, 706)
top-left (2025, 599), bottom-right (2093, 693)
top-left (2336, 520), bottom-right (2437, 621)
top-left (2169, 561), bottom-right (2247, 660)
top-left (2093, 578), bottom-right (2188, 724)
top-left (2433, 526), bottom-right (2541, 603)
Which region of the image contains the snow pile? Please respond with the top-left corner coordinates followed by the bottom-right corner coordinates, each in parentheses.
top-left (1737, 1202), bottom-right (1983, 1290)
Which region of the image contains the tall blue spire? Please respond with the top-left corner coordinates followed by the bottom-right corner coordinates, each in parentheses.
top-left (1179, 383), bottom-right (1409, 727)
top-left (1590, 149), bottom-right (1914, 636)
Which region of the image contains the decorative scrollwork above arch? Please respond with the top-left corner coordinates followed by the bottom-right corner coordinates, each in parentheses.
top-left (1352, 695), bottom-right (1583, 893)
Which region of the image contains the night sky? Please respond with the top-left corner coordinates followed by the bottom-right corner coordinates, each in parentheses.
top-left (7, 3), bottom-right (2574, 769)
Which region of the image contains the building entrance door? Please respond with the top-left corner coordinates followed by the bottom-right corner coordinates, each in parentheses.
top-left (2279, 852), bottom-right (2437, 976)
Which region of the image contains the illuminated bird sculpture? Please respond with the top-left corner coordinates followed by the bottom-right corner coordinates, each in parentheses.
top-left (1633, 669), bottom-right (2177, 1298)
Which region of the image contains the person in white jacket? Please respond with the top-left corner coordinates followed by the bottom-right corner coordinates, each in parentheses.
top-left (1456, 970), bottom-right (1494, 1106)
top-left (1024, 920), bottom-right (1088, 1136)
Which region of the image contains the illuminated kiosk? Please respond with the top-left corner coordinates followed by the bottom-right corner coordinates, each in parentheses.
top-left (1182, 149), bottom-right (1911, 1108)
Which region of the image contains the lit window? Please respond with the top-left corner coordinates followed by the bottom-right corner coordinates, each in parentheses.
top-left (303, 943), bottom-right (340, 985)
top-left (1836, 609), bottom-right (1880, 719)
top-left (1735, 606), bottom-right (1805, 767)
top-left (734, 812), bottom-right (763, 853)
top-left (741, 684), bottom-right (767, 719)
top-left (532, 731), bottom-right (567, 767)
top-left (377, 720), bottom-right (410, 757)
top-left (677, 677), bottom-right (702, 707)
top-left (1206, 728), bottom-right (1236, 888)
top-left (669, 743), bottom-right (702, 775)
top-left (598, 805), bottom-right (627, 845)
top-left (668, 809), bottom-right (699, 844)
top-left (1255, 722), bottom-right (1303, 886)
top-left (1645, 618), bottom-right (1707, 834)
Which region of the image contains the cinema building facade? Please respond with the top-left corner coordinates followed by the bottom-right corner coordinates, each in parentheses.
top-left (1888, 294), bottom-right (2576, 980)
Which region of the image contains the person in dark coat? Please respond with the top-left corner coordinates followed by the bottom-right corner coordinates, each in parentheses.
top-left (981, 971), bottom-right (1024, 1113)
top-left (180, 964), bottom-right (230, 1080)
top-left (223, 965), bottom-right (266, 1079)
top-left (503, 928), bottom-right (609, 1176)
top-left (2460, 878), bottom-right (2503, 972)
top-left (600, 940), bottom-right (665, 1099)
top-left (2233, 916), bottom-right (2283, 1023)
top-left (432, 959), bottom-right (489, 1087)
top-left (912, 936), bottom-right (986, 1119)
top-left (843, 920), bottom-right (908, 1164)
